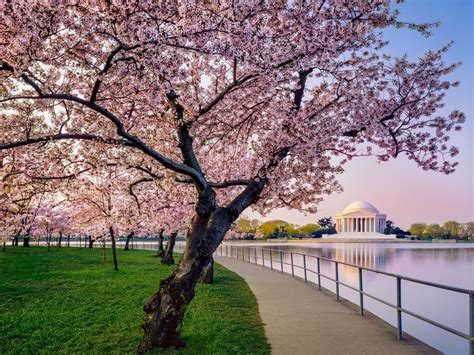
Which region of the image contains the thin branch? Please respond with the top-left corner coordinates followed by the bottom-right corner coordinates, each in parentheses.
top-left (0, 133), bottom-right (132, 150)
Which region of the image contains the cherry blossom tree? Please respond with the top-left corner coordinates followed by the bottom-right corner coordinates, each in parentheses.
top-left (0, 1), bottom-right (466, 351)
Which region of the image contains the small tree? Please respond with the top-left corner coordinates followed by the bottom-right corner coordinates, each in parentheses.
top-left (443, 221), bottom-right (460, 239)
top-left (409, 223), bottom-right (427, 237)
top-left (318, 217), bottom-right (334, 229)
top-left (459, 222), bottom-right (474, 240)
top-left (423, 223), bottom-right (444, 238)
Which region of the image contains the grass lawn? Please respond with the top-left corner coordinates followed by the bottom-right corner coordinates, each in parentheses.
top-left (0, 246), bottom-right (270, 354)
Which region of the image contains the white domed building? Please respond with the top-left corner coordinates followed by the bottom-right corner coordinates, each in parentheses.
top-left (334, 201), bottom-right (387, 235)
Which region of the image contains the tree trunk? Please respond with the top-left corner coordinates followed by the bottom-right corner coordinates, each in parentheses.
top-left (199, 257), bottom-right (214, 284)
top-left (110, 227), bottom-right (119, 272)
top-left (47, 235), bottom-right (51, 252)
top-left (23, 236), bottom-right (30, 247)
top-left (88, 236), bottom-right (95, 249)
top-left (2, 242), bottom-right (5, 252)
top-left (139, 251), bottom-right (213, 351)
top-left (154, 229), bottom-right (165, 258)
top-left (67, 235), bottom-right (70, 247)
top-left (140, 198), bottom-right (228, 351)
top-left (139, 181), bottom-right (265, 352)
top-left (12, 235), bottom-right (18, 246)
top-left (161, 232), bottom-right (177, 265)
top-left (124, 233), bottom-right (133, 251)
top-left (58, 232), bottom-right (62, 249)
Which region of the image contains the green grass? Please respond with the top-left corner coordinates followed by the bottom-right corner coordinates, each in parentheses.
top-left (0, 247), bottom-right (270, 354)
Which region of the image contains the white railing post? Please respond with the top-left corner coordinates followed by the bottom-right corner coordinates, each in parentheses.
top-left (303, 254), bottom-right (307, 283)
top-left (397, 277), bottom-right (403, 340)
top-left (317, 257), bottom-right (321, 290)
top-left (280, 251), bottom-right (284, 273)
top-left (469, 293), bottom-right (473, 355)
top-left (359, 267), bottom-right (364, 316)
top-left (290, 252), bottom-right (294, 277)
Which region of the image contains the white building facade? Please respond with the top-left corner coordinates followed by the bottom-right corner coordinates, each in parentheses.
top-left (335, 201), bottom-right (387, 234)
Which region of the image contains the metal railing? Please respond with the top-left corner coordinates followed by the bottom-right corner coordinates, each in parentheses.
top-left (214, 244), bottom-right (474, 354)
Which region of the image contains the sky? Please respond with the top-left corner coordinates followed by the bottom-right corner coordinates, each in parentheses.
top-left (247, 0), bottom-right (474, 229)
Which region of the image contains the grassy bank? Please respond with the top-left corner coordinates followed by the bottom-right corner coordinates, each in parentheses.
top-left (0, 247), bottom-right (270, 354)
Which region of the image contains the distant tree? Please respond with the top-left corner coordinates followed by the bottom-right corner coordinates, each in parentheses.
top-left (384, 220), bottom-right (394, 234)
top-left (285, 225), bottom-right (300, 238)
top-left (299, 224), bottom-right (321, 237)
top-left (251, 219), bottom-right (261, 232)
top-left (409, 223), bottom-right (427, 237)
top-left (423, 224), bottom-right (444, 238)
top-left (318, 217), bottom-right (334, 229)
top-left (235, 216), bottom-right (254, 234)
top-left (258, 220), bottom-right (290, 239)
top-left (460, 222), bottom-right (474, 240)
top-left (392, 227), bottom-right (408, 236)
top-left (443, 221), bottom-right (460, 239)
top-left (384, 220), bottom-right (408, 235)
top-left (312, 227), bottom-right (337, 238)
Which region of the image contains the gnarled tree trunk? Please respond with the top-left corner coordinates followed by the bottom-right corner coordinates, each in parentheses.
top-left (124, 232), bottom-right (133, 251)
top-left (199, 257), bottom-right (214, 284)
top-left (154, 229), bottom-right (165, 258)
top-left (23, 236), bottom-right (30, 247)
top-left (138, 179), bottom-right (265, 353)
top-left (161, 231), bottom-right (177, 265)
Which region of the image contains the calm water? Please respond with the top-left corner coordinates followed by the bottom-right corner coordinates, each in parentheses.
top-left (234, 242), bottom-right (474, 354)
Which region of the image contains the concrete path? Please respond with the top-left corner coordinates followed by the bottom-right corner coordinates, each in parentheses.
top-left (216, 256), bottom-right (439, 355)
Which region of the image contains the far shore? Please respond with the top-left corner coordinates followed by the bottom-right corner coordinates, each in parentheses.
top-left (223, 238), bottom-right (473, 244)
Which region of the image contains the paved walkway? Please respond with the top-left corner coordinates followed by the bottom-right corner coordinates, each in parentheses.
top-left (216, 257), bottom-right (439, 355)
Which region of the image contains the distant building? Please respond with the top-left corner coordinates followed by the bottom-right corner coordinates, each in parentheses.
top-left (335, 201), bottom-right (387, 234)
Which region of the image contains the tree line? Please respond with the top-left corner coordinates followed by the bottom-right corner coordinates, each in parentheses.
top-left (231, 216), bottom-right (336, 239)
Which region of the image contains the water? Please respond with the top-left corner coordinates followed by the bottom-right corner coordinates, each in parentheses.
top-left (233, 242), bottom-right (474, 354)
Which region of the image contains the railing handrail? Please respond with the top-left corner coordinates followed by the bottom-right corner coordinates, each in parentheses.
top-left (217, 243), bottom-right (474, 354)
top-left (235, 245), bottom-right (474, 295)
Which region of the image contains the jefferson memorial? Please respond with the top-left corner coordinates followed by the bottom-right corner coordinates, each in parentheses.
top-left (335, 201), bottom-right (387, 233)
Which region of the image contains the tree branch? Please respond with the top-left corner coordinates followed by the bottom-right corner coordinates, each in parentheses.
top-left (0, 133), bottom-right (132, 150)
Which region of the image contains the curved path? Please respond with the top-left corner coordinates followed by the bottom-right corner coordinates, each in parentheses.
top-left (216, 256), bottom-right (439, 355)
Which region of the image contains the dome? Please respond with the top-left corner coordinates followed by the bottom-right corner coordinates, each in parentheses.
top-left (343, 200), bottom-right (379, 214)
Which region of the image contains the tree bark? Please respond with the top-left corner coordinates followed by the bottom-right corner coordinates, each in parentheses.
top-left (67, 235), bottom-right (70, 247)
top-left (58, 232), bottom-right (63, 249)
top-left (161, 232), bottom-right (177, 265)
top-left (47, 235), bottom-right (51, 252)
top-left (12, 235), bottom-right (18, 246)
top-left (139, 180), bottom-right (265, 352)
top-left (23, 236), bottom-right (30, 247)
top-left (124, 232), bottom-right (133, 251)
top-left (199, 257), bottom-right (214, 284)
top-left (88, 236), bottom-right (95, 249)
top-left (2, 242), bottom-right (5, 252)
top-left (154, 229), bottom-right (165, 258)
top-left (110, 227), bottom-right (119, 272)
